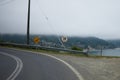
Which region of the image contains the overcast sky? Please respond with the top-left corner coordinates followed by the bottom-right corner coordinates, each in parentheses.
top-left (0, 0), bottom-right (120, 39)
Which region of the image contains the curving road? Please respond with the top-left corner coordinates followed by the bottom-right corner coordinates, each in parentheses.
top-left (0, 47), bottom-right (79, 80)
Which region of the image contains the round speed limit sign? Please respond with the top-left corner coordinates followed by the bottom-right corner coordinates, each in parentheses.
top-left (61, 36), bottom-right (68, 42)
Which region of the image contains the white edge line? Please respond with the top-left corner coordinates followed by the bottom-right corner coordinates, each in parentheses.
top-left (40, 53), bottom-right (84, 80)
top-left (0, 52), bottom-right (23, 80)
top-left (6, 47), bottom-right (84, 80)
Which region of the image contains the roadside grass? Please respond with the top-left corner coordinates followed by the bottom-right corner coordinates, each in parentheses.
top-left (0, 45), bottom-right (86, 56)
top-left (0, 45), bottom-right (120, 58)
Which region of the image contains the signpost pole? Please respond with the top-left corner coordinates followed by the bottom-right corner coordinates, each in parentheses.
top-left (101, 46), bottom-right (103, 56)
top-left (27, 0), bottom-right (31, 45)
top-left (33, 37), bottom-right (40, 50)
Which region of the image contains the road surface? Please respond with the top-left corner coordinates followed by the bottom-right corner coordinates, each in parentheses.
top-left (0, 47), bottom-right (79, 80)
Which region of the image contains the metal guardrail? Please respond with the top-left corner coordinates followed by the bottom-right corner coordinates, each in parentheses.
top-left (0, 42), bottom-right (88, 56)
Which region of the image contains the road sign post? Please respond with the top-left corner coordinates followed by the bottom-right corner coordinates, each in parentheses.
top-left (33, 37), bottom-right (40, 44)
top-left (33, 37), bottom-right (40, 50)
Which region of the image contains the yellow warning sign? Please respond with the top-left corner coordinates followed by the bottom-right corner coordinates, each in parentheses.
top-left (33, 37), bottom-right (40, 44)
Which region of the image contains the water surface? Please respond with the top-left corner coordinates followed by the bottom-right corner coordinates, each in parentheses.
top-left (90, 48), bottom-right (120, 57)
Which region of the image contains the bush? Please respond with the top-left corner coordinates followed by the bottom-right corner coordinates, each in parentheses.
top-left (71, 46), bottom-right (83, 51)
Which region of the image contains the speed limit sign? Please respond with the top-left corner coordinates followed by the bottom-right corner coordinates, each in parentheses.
top-left (61, 36), bottom-right (68, 42)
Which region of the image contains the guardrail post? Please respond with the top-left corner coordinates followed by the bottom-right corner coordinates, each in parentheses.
top-left (86, 48), bottom-right (89, 56)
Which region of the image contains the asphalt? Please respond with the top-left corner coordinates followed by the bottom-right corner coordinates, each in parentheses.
top-left (0, 47), bottom-right (79, 80)
top-left (0, 52), bottom-right (16, 80)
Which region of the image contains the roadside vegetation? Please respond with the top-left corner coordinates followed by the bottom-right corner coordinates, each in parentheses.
top-left (71, 46), bottom-right (83, 51)
top-left (0, 44), bottom-right (120, 58)
top-left (0, 45), bottom-right (86, 57)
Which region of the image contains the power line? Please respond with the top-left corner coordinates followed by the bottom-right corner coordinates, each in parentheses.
top-left (35, 0), bottom-right (66, 48)
top-left (0, 0), bottom-right (15, 6)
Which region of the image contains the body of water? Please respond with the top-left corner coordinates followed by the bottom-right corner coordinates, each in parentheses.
top-left (90, 48), bottom-right (120, 57)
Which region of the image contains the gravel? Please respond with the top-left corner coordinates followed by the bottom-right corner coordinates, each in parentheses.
top-left (50, 54), bottom-right (120, 80)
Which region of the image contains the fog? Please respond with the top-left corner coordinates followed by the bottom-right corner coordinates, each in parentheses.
top-left (0, 0), bottom-right (120, 39)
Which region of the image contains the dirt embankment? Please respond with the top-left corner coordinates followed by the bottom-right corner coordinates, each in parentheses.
top-left (51, 54), bottom-right (120, 80)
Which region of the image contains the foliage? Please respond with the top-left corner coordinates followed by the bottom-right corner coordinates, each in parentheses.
top-left (108, 40), bottom-right (120, 47)
top-left (0, 34), bottom-right (116, 49)
top-left (71, 46), bottom-right (83, 51)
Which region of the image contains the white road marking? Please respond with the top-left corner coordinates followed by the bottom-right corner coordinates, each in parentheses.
top-left (38, 52), bottom-right (84, 80)
top-left (8, 48), bottom-right (84, 80)
top-left (0, 52), bottom-right (23, 80)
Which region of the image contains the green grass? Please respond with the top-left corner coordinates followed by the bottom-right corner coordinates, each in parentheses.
top-left (0, 45), bottom-right (120, 58)
top-left (0, 45), bottom-right (87, 57)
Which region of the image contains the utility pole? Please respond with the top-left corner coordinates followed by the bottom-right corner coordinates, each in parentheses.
top-left (27, 0), bottom-right (31, 45)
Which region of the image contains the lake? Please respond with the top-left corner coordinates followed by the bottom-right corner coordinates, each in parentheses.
top-left (89, 48), bottom-right (120, 57)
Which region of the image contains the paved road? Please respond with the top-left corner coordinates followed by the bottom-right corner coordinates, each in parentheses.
top-left (0, 47), bottom-right (79, 80)
top-left (0, 52), bottom-right (16, 80)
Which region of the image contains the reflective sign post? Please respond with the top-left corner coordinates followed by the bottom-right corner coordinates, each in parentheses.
top-left (33, 36), bottom-right (40, 50)
top-left (61, 36), bottom-right (68, 49)
top-left (33, 37), bottom-right (40, 44)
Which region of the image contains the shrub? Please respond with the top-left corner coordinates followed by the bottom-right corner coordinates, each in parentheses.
top-left (71, 46), bottom-right (83, 51)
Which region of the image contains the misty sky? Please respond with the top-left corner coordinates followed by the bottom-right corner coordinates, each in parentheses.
top-left (0, 0), bottom-right (120, 39)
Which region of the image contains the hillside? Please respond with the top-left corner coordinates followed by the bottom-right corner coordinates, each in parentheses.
top-left (107, 40), bottom-right (120, 47)
top-left (0, 34), bottom-right (115, 49)
top-left (64, 37), bottom-right (115, 49)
